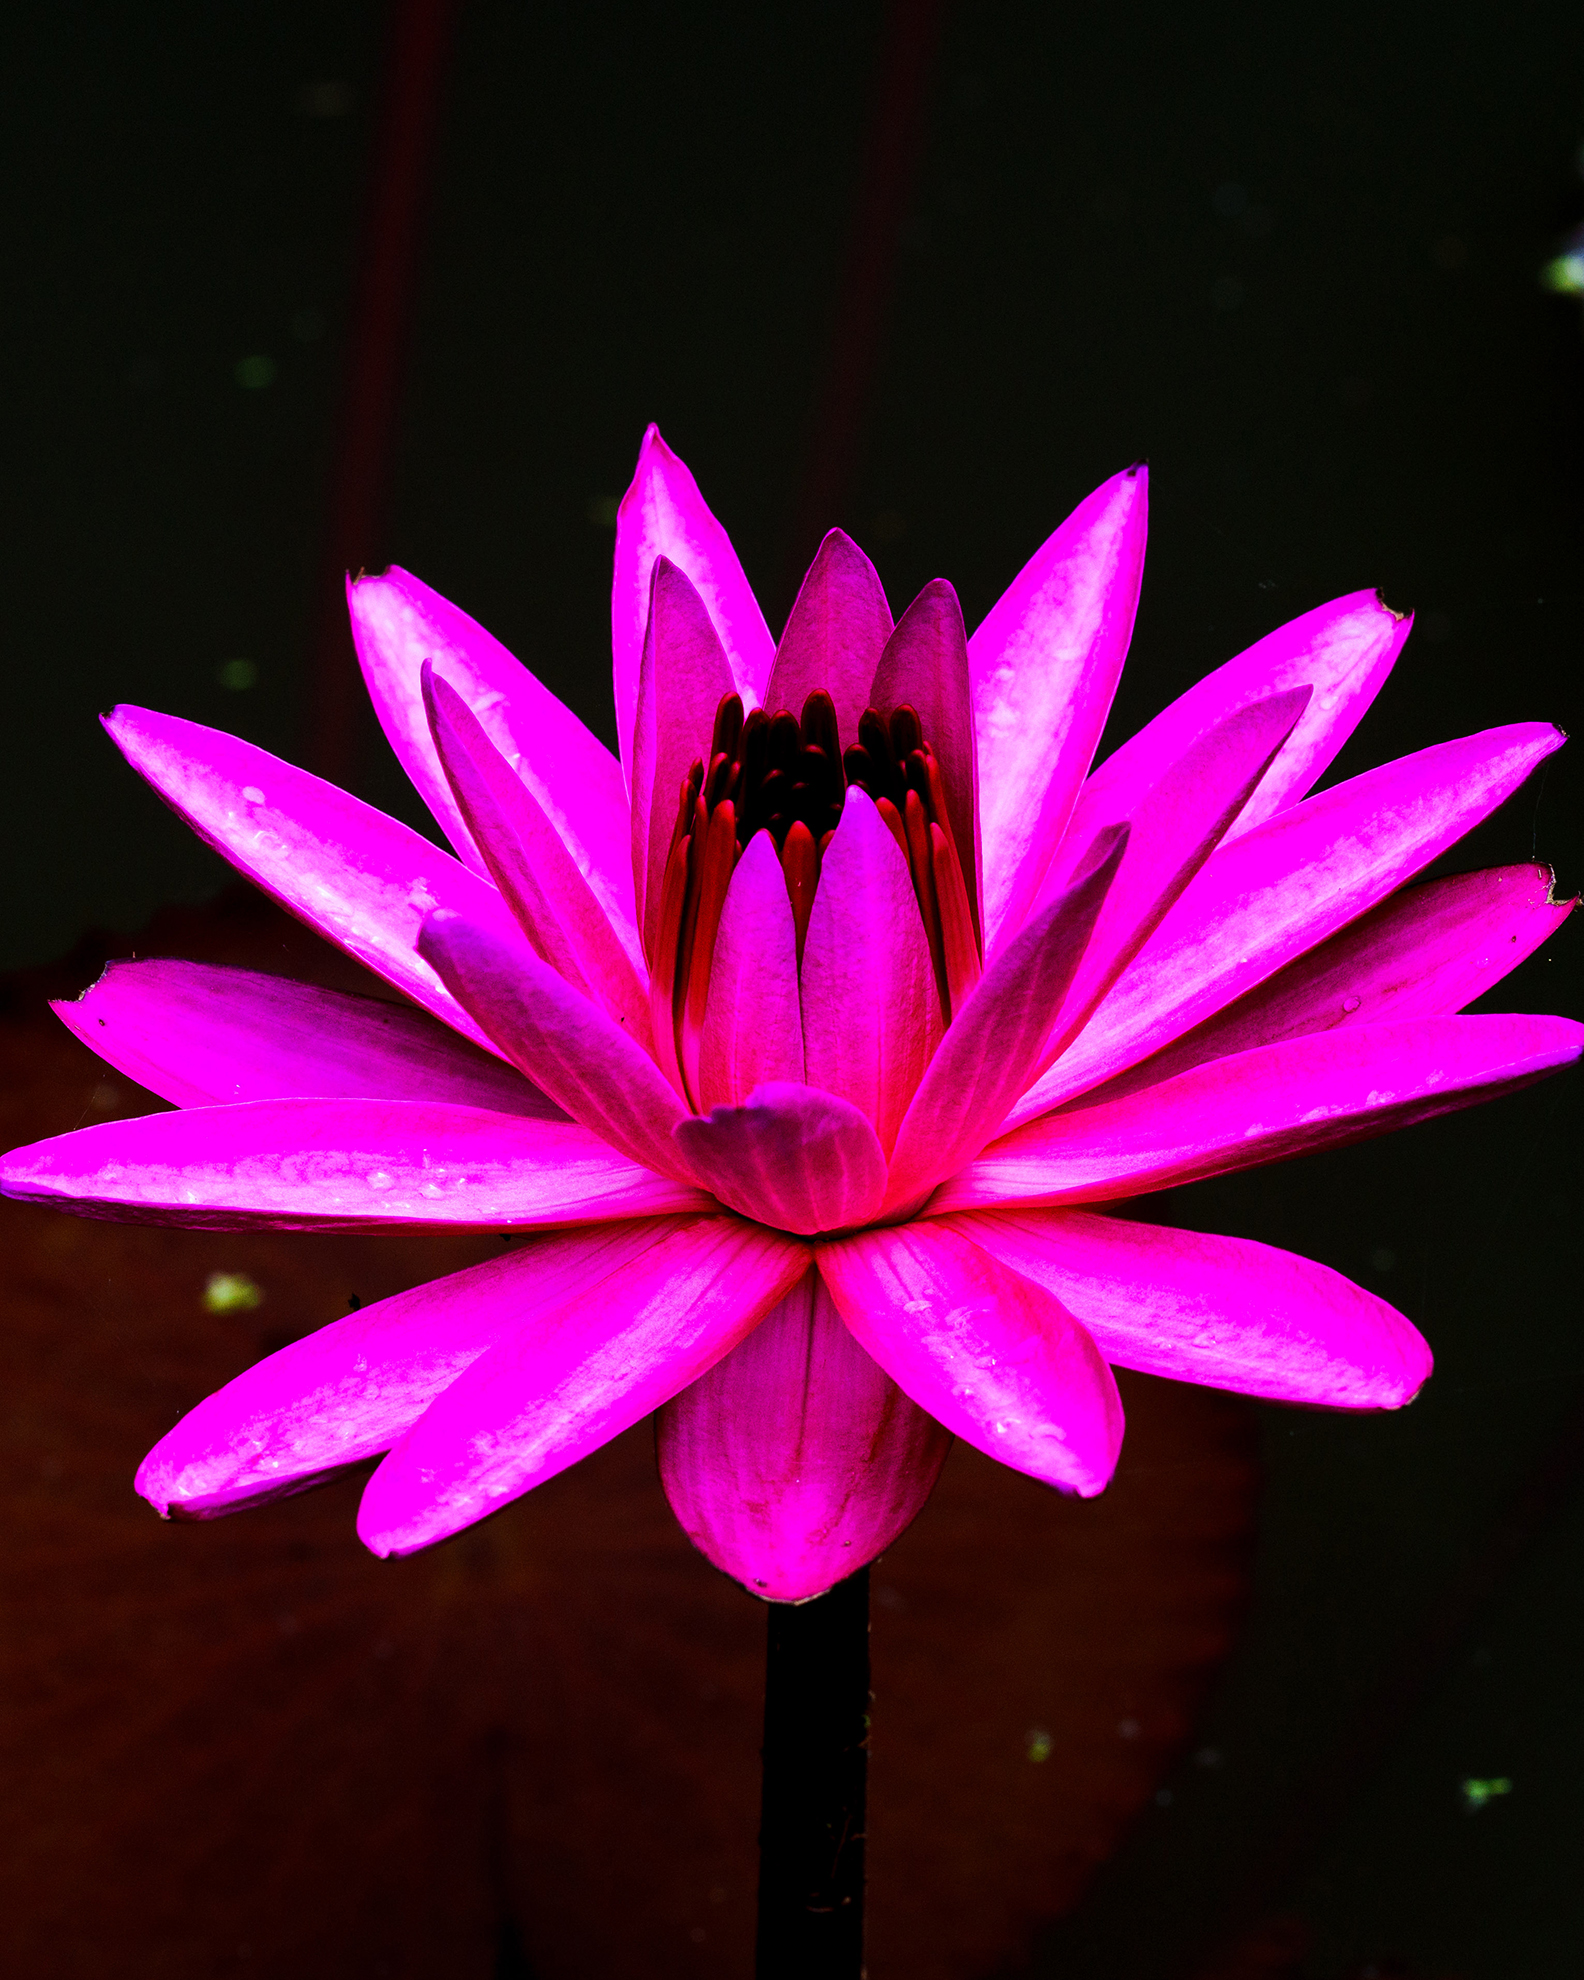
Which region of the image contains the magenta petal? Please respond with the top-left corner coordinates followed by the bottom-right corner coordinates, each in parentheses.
top-left (800, 789), bottom-right (941, 1152)
top-left (868, 578), bottom-right (983, 936)
top-left (763, 530), bottom-right (894, 741)
top-left (1071, 863), bottom-right (1576, 1107)
top-left (816, 1220), bottom-right (1124, 1497)
top-left (137, 1217), bottom-right (686, 1517)
top-left (1034, 687), bottom-right (1312, 1066)
top-left (356, 1214), bottom-right (811, 1556)
top-left (1045, 588), bottom-right (1410, 900)
top-left (969, 464), bottom-right (1147, 956)
top-left (698, 828), bottom-right (805, 1108)
top-left (418, 909), bottom-right (692, 1181)
top-left (423, 666), bottom-right (650, 1041)
top-left (0, 1100), bottom-right (711, 1231)
top-left (882, 827), bottom-right (1126, 1213)
top-left (347, 568), bottom-right (638, 954)
top-left (932, 1014), bottom-right (1584, 1213)
top-left (612, 425), bottom-right (774, 791)
top-left (631, 559), bottom-right (737, 961)
top-left (103, 705), bottom-right (535, 1057)
top-left (658, 1269), bottom-right (951, 1601)
top-left (50, 961), bottom-right (564, 1118)
top-left (1016, 720), bottom-right (1566, 1118)
top-left (944, 1207), bottom-right (1432, 1409)
top-left (673, 1082), bottom-right (887, 1235)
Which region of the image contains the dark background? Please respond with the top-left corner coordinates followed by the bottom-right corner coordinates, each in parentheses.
top-left (2, 2), bottom-right (1582, 1976)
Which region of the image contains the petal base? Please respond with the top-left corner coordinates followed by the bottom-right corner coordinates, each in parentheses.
top-left (658, 1270), bottom-right (952, 1601)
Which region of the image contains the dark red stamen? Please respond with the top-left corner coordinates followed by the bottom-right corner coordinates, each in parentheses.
top-left (930, 821), bottom-right (981, 1020)
top-left (903, 787), bottom-right (948, 1002)
top-left (679, 798), bottom-right (739, 1105)
top-left (781, 821), bottom-right (819, 964)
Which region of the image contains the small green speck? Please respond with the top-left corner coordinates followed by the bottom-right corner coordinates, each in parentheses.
top-left (1460, 1776), bottom-right (1512, 1812)
top-left (235, 354), bottom-right (278, 390)
top-left (1026, 1728), bottom-right (1053, 1764)
top-left (586, 494), bottom-right (620, 527)
top-left (204, 1271), bottom-right (263, 1314)
top-left (217, 658), bottom-right (258, 690)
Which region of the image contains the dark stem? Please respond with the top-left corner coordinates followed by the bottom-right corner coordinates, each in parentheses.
top-left (755, 1568), bottom-right (870, 1978)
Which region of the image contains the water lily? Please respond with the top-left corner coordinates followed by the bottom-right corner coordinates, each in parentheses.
top-left (4, 428), bottom-right (1576, 1602)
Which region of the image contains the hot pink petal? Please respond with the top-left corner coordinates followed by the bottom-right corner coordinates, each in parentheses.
top-left (356, 1214), bottom-right (811, 1556)
top-left (763, 530), bottom-right (894, 741)
top-left (657, 1268), bottom-right (952, 1601)
top-left (815, 1220), bottom-right (1124, 1497)
top-left (1034, 688), bottom-right (1312, 1070)
top-left (136, 1217), bottom-right (686, 1517)
top-left (932, 1014), bottom-right (1584, 1213)
top-left (969, 464), bottom-right (1148, 957)
top-left (50, 961), bottom-right (564, 1118)
top-left (418, 909), bottom-right (692, 1182)
top-left (800, 789), bottom-right (941, 1152)
top-left (612, 424), bottom-right (774, 789)
top-left (0, 1100), bottom-right (712, 1231)
top-left (103, 705), bottom-right (532, 1058)
top-left (1014, 721), bottom-right (1566, 1120)
top-left (1072, 864), bottom-right (1576, 1107)
top-left (867, 579), bottom-right (982, 935)
top-left (347, 567), bottom-right (638, 958)
top-left (698, 828), bottom-right (805, 1109)
top-left (1044, 589), bottom-right (1410, 900)
top-left (630, 559), bottom-right (737, 962)
top-left (944, 1207), bottom-right (1432, 1408)
top-left (882, 828), bottom-right (1127, 1214)
top-left (423, 665), bottom-right (651, 1041)
top-left (673, 1082), bottom-right (888, 1235)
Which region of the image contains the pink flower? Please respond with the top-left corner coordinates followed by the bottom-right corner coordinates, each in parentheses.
top-left (5, 428), bottom-right (1577, 1602)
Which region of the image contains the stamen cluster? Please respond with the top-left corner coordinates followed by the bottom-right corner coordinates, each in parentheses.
top-left (647, 687), bottom-right (984, 1105)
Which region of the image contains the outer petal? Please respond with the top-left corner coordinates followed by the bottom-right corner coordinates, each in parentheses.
top-left (673, 1082), bottom-right (887, 1235)
top-left (800, 789), bottom-right (941, 1152)
top-left (698, 828), bottom-right (805, 1109)
top-left (763, 530), bottom-right (893, 741)
top-left (868, 578), bottom-right (982, 936)
top-left (357, 1214), bottom-right (811, 1556)
top-left (136, 1218), bottom-right (685, 1516)
top-left (1043, 588), bottom-right (1410, 900)
top-left (931, 1014), bottom-right (1584, 1213)
top-left (816, 1221), bottom-right (1124, 1497)
top-left (1034, 688), bottom-right (1312, 1070)
top-left (0, 1099), bottom-right (713, 1231)
top-left (50, 961), bottom-right (564, 1118)
top-left (613, 424), bottom-right (774, 790)
top-left (423, 666), bottom-right (650, 1039)
top-left (347, 567), bottom-right (638, 958)
top-left (631, 560), bottom-right (736, 962)
top-left (657, 1269), bottom-right (952, 1601)
top-left (882, 827), bottom-right (1126, 1214)
top-left (947, 1208), bottom-right (1432, 1408)
top-left (103, 705), bottom-right (532, 1058)
top-left (1014, 721), bottom-right (1566, 1120)
top-left (1073, 864), bottom-right (1576, 1107)
top-left (418, 909), bottom-right (691, 1181)
top-left (969, 464), bottom-right (1147, 957)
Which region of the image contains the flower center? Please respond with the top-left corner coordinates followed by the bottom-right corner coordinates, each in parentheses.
top-left (650, 689), bottom-right (982, 1106)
